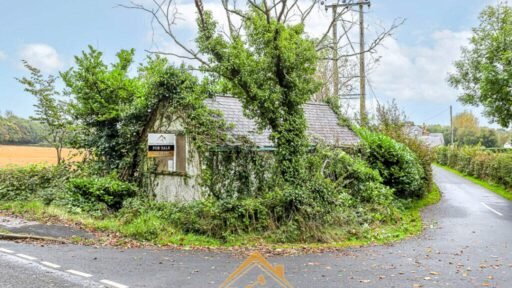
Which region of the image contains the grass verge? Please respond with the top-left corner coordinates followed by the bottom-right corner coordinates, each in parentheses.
top-left (0, 184), bottom-right (442, 250)
top-left (434, 163), bottom-right (512, 201)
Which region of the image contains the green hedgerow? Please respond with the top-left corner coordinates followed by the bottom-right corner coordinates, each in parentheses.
top-left (67, 175), bottom-right (138, 211)
top-left (357, 129), bottom-right (427, 199)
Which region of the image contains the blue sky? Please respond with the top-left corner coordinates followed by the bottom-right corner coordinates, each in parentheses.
top-left (0, 0), bottom-right (499, 127)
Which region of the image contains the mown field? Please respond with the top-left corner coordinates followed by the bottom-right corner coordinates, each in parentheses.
top-left (0, 145), bottom-right (79, 167)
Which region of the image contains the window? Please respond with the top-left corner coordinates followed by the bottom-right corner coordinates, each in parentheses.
top-left (175, 134), bottom-right (187, 173)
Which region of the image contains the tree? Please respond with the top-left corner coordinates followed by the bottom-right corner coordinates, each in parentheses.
top-left (61, 46), bottom-right (220, 182)
top-left (449, 2), bottom-right (512, 128)
top-left (480, 127), bottom-right (498, 148)
top-left (122, 0), bottom-right (400, 182)
top-left (453, 111), bottom-right (480, 146)
top-left (17, 61), bottom-right (71, 164)
top-left (0, 112), bottom-right (44, 144)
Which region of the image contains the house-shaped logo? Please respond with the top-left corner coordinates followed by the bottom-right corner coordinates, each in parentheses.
top-left (220, 252), bottom-right (293, 288)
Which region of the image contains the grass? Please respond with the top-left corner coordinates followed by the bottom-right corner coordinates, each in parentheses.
top-left (434, 163), bottom-right (512, 201)
top-left (0, 184), bottom-right (442, 250)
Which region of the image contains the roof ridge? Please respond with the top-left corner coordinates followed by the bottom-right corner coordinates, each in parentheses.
top-left (212, 95), bottom-right (330, 107)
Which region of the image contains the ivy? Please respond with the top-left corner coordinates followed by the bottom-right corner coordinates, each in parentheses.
top-left (195, 7), bottom-right (321, 183)
top-left (61, 47), bottom-right (228, 185)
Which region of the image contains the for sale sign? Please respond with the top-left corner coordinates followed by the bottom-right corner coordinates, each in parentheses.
top-left (148, 133), bottom-right (175, 158)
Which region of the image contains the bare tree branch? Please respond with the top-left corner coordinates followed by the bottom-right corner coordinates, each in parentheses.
top-left (119, 1), bottom-right (209, 67)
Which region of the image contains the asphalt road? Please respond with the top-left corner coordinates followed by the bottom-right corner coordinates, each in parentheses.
top-left (1, 166), bottom-right (511, 287)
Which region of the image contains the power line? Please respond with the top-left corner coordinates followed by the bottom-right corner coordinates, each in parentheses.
top-left (421, 107), bottom-right (450, 123)
top-left (325, 0), bottom-right (371, 126)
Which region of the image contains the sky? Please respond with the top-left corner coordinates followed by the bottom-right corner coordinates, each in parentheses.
top-left (0, 0), bottom-right (500, 127)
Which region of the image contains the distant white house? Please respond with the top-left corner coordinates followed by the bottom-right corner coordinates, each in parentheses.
top-left (419, 133), bottom-right (445, 148)
top-left (405, 125), bottom-right (445, 148)
top-left (405, 125), bottom-right (424, 138)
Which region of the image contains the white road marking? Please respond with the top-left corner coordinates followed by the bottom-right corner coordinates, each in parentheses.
top-left (1, 253), bottom-right (101, 287)
top-left (481, 202), bottom-right (504, 216)
top-left (100, 279), bottom-right (129, 288)
top-left (66, 269), bottom-right (92, 278)
top-left (16, 253), bottom-right (37, 260)
top-left (41, 261), bottom-right (61, 269)
top-left (0, 247), bottom-right (14, 253)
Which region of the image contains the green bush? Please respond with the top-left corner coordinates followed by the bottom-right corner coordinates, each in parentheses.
top-left (67, 176), bottom-right (138, 211)
top-left (0, 164), bottom-right (69, 202)
top-left (116, 146), bottom-right (399, 243)
top-left (357, 129), bottom-right (427, 199)
top-left (437, 146), bottom-right (512, 190)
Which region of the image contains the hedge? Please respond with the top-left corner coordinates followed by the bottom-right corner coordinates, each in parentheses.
top-left (437, 146), bottom-right (512, 190)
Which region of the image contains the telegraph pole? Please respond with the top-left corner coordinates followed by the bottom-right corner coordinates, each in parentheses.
top-left (450, 105), bottom-right (454, 147)
top-left (325, 0), bottom-right (370, 126)
top-left (358, 0), bottom-right (367, 126)
top-left (332, 6), bottom-right (339, 99)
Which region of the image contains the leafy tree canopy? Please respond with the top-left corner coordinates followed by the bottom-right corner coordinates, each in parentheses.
top-left (17, 61), bottom-right (72, 163)
top-left (195, 4), bottom-right (321, 182)
top-left (449, 3), bottom-right (512, 128)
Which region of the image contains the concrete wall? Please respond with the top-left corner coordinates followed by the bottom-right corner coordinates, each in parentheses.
top-left (152, 117), bottom-right (203, 202)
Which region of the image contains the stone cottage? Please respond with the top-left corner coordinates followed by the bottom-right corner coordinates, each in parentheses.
top-left (151, 96), bottom-right (360, 202)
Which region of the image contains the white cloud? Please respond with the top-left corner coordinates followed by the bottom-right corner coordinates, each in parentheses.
top-left (19, 43), bottom-right (63, 73)
top-left (0, 50), bottom-right (6, 61)
top-left (370, 30), bottom-right (472, 103)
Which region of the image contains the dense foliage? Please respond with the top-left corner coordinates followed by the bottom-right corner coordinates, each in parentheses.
top-left (437, 146), bottom-right (512, 190)
top-left (117, 145), bottom-right (399, 243)
top-left (195, 5), bottom-right (320, 183)
top-left (3, 8), bottom-right (436, 244)
top-left (370, 101), bottom-right (434, 197)
top-left (67, 176), bottom-right (138, 211)
top-left (60, 47), bottom-right (224, 182)
top-left (358, 130), bottom-right (427, 199)
top-left (0, 164), bottom-right (69, 202)
top-left (0, 112), bottom-right (44, 145)
top-left (449, 3), bottom-right (512, 128)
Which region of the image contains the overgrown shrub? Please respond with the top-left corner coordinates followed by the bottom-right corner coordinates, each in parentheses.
top-left (357, 129), bottom-right (427, 199)
top-left (437, 146), bottom-right (512, 190)
top-left (0, 164), bottom-right (69, 202)
top-left (371, 101), bottom-right (435, 194)
top-left (67, 175), bottom-right (138, 211)
top-left (202, 146), bottom-right (275, 199)
top-left (118, 146), bottom-right (399, 243)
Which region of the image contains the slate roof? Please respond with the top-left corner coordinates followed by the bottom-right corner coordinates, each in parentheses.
top-left (204, 96), bottom-right (360, 147)
top-left (419, 133), bottom-right (445, 148)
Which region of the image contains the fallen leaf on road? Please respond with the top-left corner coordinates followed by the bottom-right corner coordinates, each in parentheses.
top-left (424, 277), bottom-right (431, 280)
top-left (430, 271), bottom-right (439, 275)
top-left (360, 279), bottom-right (371, 283)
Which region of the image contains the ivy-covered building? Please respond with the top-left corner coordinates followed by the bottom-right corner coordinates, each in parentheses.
top-left (152, 96), bottom-right (360, 202)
